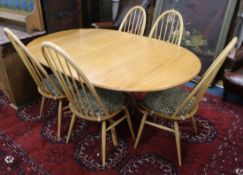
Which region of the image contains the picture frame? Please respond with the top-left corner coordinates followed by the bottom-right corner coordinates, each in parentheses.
top-left (153, 0), bottom-right (238, 75)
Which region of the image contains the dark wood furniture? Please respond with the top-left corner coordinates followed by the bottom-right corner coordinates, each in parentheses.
top-left (41, 0), bottom-right (83, 33)
top-left (82, 0), bottom-right (112, 28)
top-left (91, 0), bottom-right (150, 30)
top-left (223, 45), bottom-right (243, 98)
top-left (0, 0), bottom-right (46, 107)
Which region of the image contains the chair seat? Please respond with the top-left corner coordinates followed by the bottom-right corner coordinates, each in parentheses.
top-left (78, 88), bottom-right (126, 116)
top-left (224, 67), bottom-right (243, 88)
top-left (42, 74), bottom-right (63, 96)
top-left (144, 87), bottom-right (194, 116)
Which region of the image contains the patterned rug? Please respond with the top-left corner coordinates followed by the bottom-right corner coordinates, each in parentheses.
top-left (0, 90), bottom-right (243, 175)
top-left (0, 130), bottom-right (49, 175)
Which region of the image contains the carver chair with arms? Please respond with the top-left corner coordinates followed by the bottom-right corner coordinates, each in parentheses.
top-left (134, 37), bottom-right (238, 166)
top-left (41, 41), bottom-right (135, 167)
top-left (4, 28), bottom-right (66, 141)
top-left (118, 5), bottom-right (146, 35)
top-left (149, 9), bottom-right (184, 45)
top-left (223, 44), bottom-right (243, 98)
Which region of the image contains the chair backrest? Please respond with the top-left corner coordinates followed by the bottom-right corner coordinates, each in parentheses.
top-left (114, 0), bottom-right (150, 29)
top-left (118, 5), bottom-right (146, 36)
top-left (172, 37), bottom-right (238, 119)
top-left (3, 27), bottom-right (62, 97)
top-left (149, 9), bottom-right (184, 45)
top-left (41, 41), bottom-right (110, 121)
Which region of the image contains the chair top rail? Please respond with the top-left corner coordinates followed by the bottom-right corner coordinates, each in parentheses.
top-left (119, 5), bottom-right (147, 36)
top-left (149, 9), bottom-right (184, 45)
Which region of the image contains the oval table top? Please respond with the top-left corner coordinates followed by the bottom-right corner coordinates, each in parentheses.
top-left (27, 29), bottom-right (201, 92)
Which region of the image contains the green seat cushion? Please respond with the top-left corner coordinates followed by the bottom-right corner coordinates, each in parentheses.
top-left (43, 74), bottom-right (125, 116)
top-left (77, 88), bottom-right (126, 117)
top-left (42, 74), bottom-right (63, 96)
top-left (144, 87), bottom-right (194, 116)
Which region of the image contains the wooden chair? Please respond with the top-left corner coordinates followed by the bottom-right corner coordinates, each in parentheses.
top-left (4, 28), bottom-right (66, 140)
top-left (41, 41), bottom-right (135, 167)
top-left (119, 5), bottom-right (147, 36)
top-left (134, 37), bottom-right (238, 166)
top-left (149, 9), bottom-right (184, 45)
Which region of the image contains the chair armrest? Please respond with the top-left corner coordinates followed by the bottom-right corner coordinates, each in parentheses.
top-left (90, 21), bottom-right (117, 30)
top-left (226, 47), bottom-right (243, 71)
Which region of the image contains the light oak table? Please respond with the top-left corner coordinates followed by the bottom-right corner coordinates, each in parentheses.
top-left (27, 29), bottom-right (201, 92)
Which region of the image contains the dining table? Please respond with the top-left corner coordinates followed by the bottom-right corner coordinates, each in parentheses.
top-left (27, 28), bottom-right (201, 92)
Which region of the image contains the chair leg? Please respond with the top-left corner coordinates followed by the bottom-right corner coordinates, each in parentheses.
top-left (66, 113), bottom-right (77, 143)
top-left (39, 96), bottom-right (45, 119)
top-left (174, 121), bottom-right (182, 166)
top-left (101, 121), bottom-right (107, 167)
top-left (134, 111), bottom-right (148, 149)
top-left (109, 120), bottom-right (118, 146)
top-left (57, 100), bottom-right (63, 141)
top-left (191, 116), bottom-right (197, 134)
top-left (124, 108), bottom-right (135, 140)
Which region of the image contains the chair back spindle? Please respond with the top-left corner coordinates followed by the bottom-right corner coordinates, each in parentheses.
top-left (119, 5), bottom-right (146, 36)
top-left (42, 42), bottom-right (110, 121)
top-left (149, 9), bottom-right (183, 45)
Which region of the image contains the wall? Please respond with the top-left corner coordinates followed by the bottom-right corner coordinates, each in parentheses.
top-left (112, 0), bottom-right (119, 20)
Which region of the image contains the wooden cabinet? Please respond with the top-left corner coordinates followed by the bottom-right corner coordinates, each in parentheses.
top-left (0, 0), bottom-right (46, 107)
top-left (0, 42), bottom-right (38, 107)
top-left (41, 0), bottom-right (83, 33)
top-left (41, 0), bottom-right (112, 31)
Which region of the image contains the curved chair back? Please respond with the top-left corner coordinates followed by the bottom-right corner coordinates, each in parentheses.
top-left (119, 5), bottom-right (146, 36)
top-left (149, 9), bottom-right (183, 45)
top-left (41, 42), bottom-right (110, 121)
top-left (172, 37), bottom-right (237, 120)
top-left (3, 28), bottom-right (62, 98)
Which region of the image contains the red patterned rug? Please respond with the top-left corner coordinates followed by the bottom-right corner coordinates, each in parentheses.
top-left (0, 90), bottom-right (243, 175)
